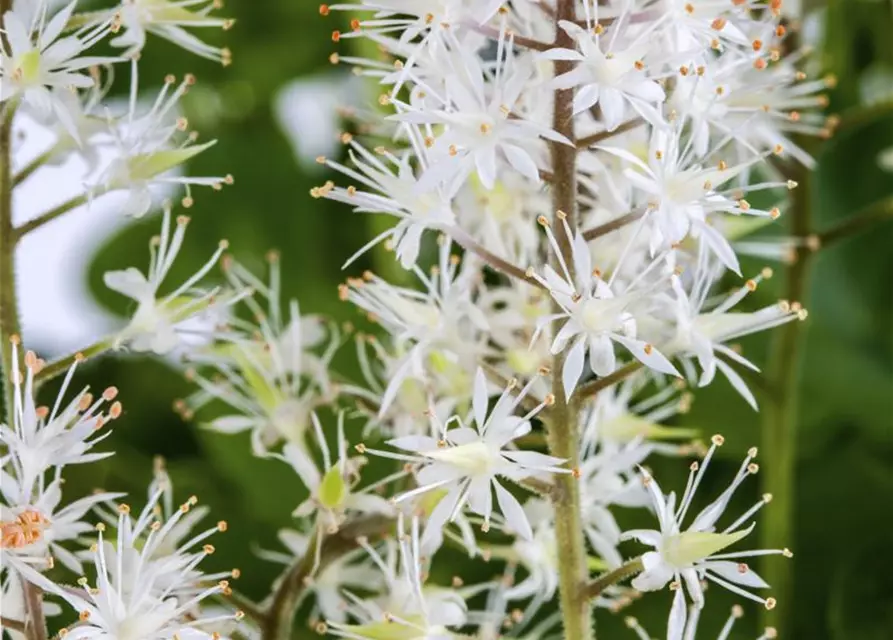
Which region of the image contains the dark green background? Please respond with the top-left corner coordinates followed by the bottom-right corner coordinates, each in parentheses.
top-left (22, 0), bottom-right (893, 638)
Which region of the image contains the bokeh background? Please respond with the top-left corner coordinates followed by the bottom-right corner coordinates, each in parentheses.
top-left (10, 0), bottom-right (893, 638)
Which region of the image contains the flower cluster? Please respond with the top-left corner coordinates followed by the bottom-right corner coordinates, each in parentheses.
top-left (1, 0), bottom-right (833, 638)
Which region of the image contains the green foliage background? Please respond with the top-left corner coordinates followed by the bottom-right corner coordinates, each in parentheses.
top-left (27, 0), bottom-right (893, 638)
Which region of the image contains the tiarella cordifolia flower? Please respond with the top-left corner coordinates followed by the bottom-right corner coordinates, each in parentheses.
top-left (104, 205), bottom-right (233, 354)
top-left (0, 344), bottom-right (122, 504)
top-left (625, 604), bottom-right (778, 640)
top-left (19, 485), bottom-right (241, 640)
top-left (315, 136), bottom-right (456, 269)
top-left (326, 514), bottom-right (468, 640)
top-left (622, 435), bottom-right (792, 633)
top-left (534, 221), bottom-right (679, 398)
top-left (321, 0), bottom-right (502, 54)
top-left (670, 57), bottom-right (835, 167)
top-left (391, 33), bottom-right (569, 193)
top-left (598, 127), bottom-right (789, 274)
top-left (580, 376), bottom-right (695, 458)
top-left (87, 0), bottom-right (234, 64)
top-left (284, 413), bottom-right (393, 539)
top-left (662, 262), bottom-right (806, 408)
top-left (184, 256), bottom-right (340, 455)
top-left (258, 529), bottom-right (383, 626)
top-left (98, 62), bottom-right (231, 216)
top-left (340, 241), bottom-right (488, 416)
top-left (0, 1), bottom-right (119, 140)
top-left (364, 368), bottom-right (567, 544)
top-left (543, 18), bottom-right (665, 128)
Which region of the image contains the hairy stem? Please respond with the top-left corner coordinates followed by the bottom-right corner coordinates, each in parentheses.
top-left (23, 582), bottom-right (47, 640)
top-left (575, 362), bottom-right (643, 402)
top-left (760, 164), bottom-right (812, 634)
top-left (449, 225), bottom-right (545, 290)
top-left (575, 118), bottom-right (643, 149)
top-left (12, 146), bottom-right (57, 188)
top-left (581, 209), bottom-right (643, 241)
top-left (545, 3), bottom-right (592, 640)
top-left (33, 338), bottom-right (116, 385)
top-left (14, 192), bottom-right (93, 239)
top-left (0, 88), bottom-right (19, 424)
top-left (584, 557), bottom-right (644, 601)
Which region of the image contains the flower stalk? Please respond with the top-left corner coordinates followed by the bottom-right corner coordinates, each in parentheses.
top-left (545, 3), bottom-right (592, 640)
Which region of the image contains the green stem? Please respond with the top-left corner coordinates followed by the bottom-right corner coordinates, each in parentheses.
top-left (260, 515), bottom-right (392, 640)
top-left (0, 94), bottom-right (20, 425)
top-left (760, 164), bottom-right (812, 634)
top-left (12, 146), bottom-right (57, 188)
top-left (546, 3), bottom-right (592, 639)
top-left (13, 192), bottom-right (92, 239)
top-left (33, 338), bottom-right (116, 385)
top-left (584, 557), bottom-right (644, 601)
top-left (816, 195), bottom-right (893, 248)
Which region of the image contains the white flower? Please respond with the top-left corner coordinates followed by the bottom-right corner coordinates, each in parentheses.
top-left (0, 480), bottom-right (122, 575)
top-left (18, 485), bottom-right (240, 640)
top-left (340, 241), bottom-right (488, 416)
top-left (533, 223), bottom-right (679, 398)
top-left (92, 0), bottom-right (233, 63)
top-left (621, 436), bottom-right (792, 635)
top-left (0, 1), bottom-right (118, 140)
top-left (104, 206), bottom-right (233, 354)
top-left (599, 127), bottom-right (787, 274)
top-left (663, 263), bottom-right (806, 408)
top-left (98, 62), bottom-right (230, 217)
top-left (185, 257), bottom-right (339, 455)
top-left (0, 345), bottom-right (121, 504)
top-left (392, 33), bottom-right (569, 192)
top-left (370, 368), bottom-right (568, 543)
top-left (283, 413), bottom-right (393, 535)
top-left (327, 514), bottom-right (468, 640)
top-left (323, 0), bottom-right (503, 51)
top-left (317, 137), bottom-right (456, 269)
top-left (625, 603), bottom-right (778, 640)
top-left (543, 20), bottom-right (665, 128)
top-left (258, 529), bottom-right (383, 625)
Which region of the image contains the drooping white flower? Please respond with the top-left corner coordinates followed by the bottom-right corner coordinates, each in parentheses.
top-left (366, 368), bottom-right (568, 543)
top-left (0, 1), bottom-right (119, 141)
top-left (621, 435), bottom-right (792, 634)
top-left (104, 205), bottom-right (233, 354)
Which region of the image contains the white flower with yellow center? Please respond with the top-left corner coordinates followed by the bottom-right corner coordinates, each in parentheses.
top-left (104, 205), bottom-right (232, 354)
top-left (366, 369), bottom-right (568, 543)
top-left (0, 1), bottom-right (118, 140)
top-left (622, 436), bottom-right (792, 637)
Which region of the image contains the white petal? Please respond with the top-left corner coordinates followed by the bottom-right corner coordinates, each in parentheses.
top-left (563, 338), bottom-right (586, 399)
top-left (494, 480), bottom-right (532, 540)
top-left (667, 585), bottom-right (687, 640)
